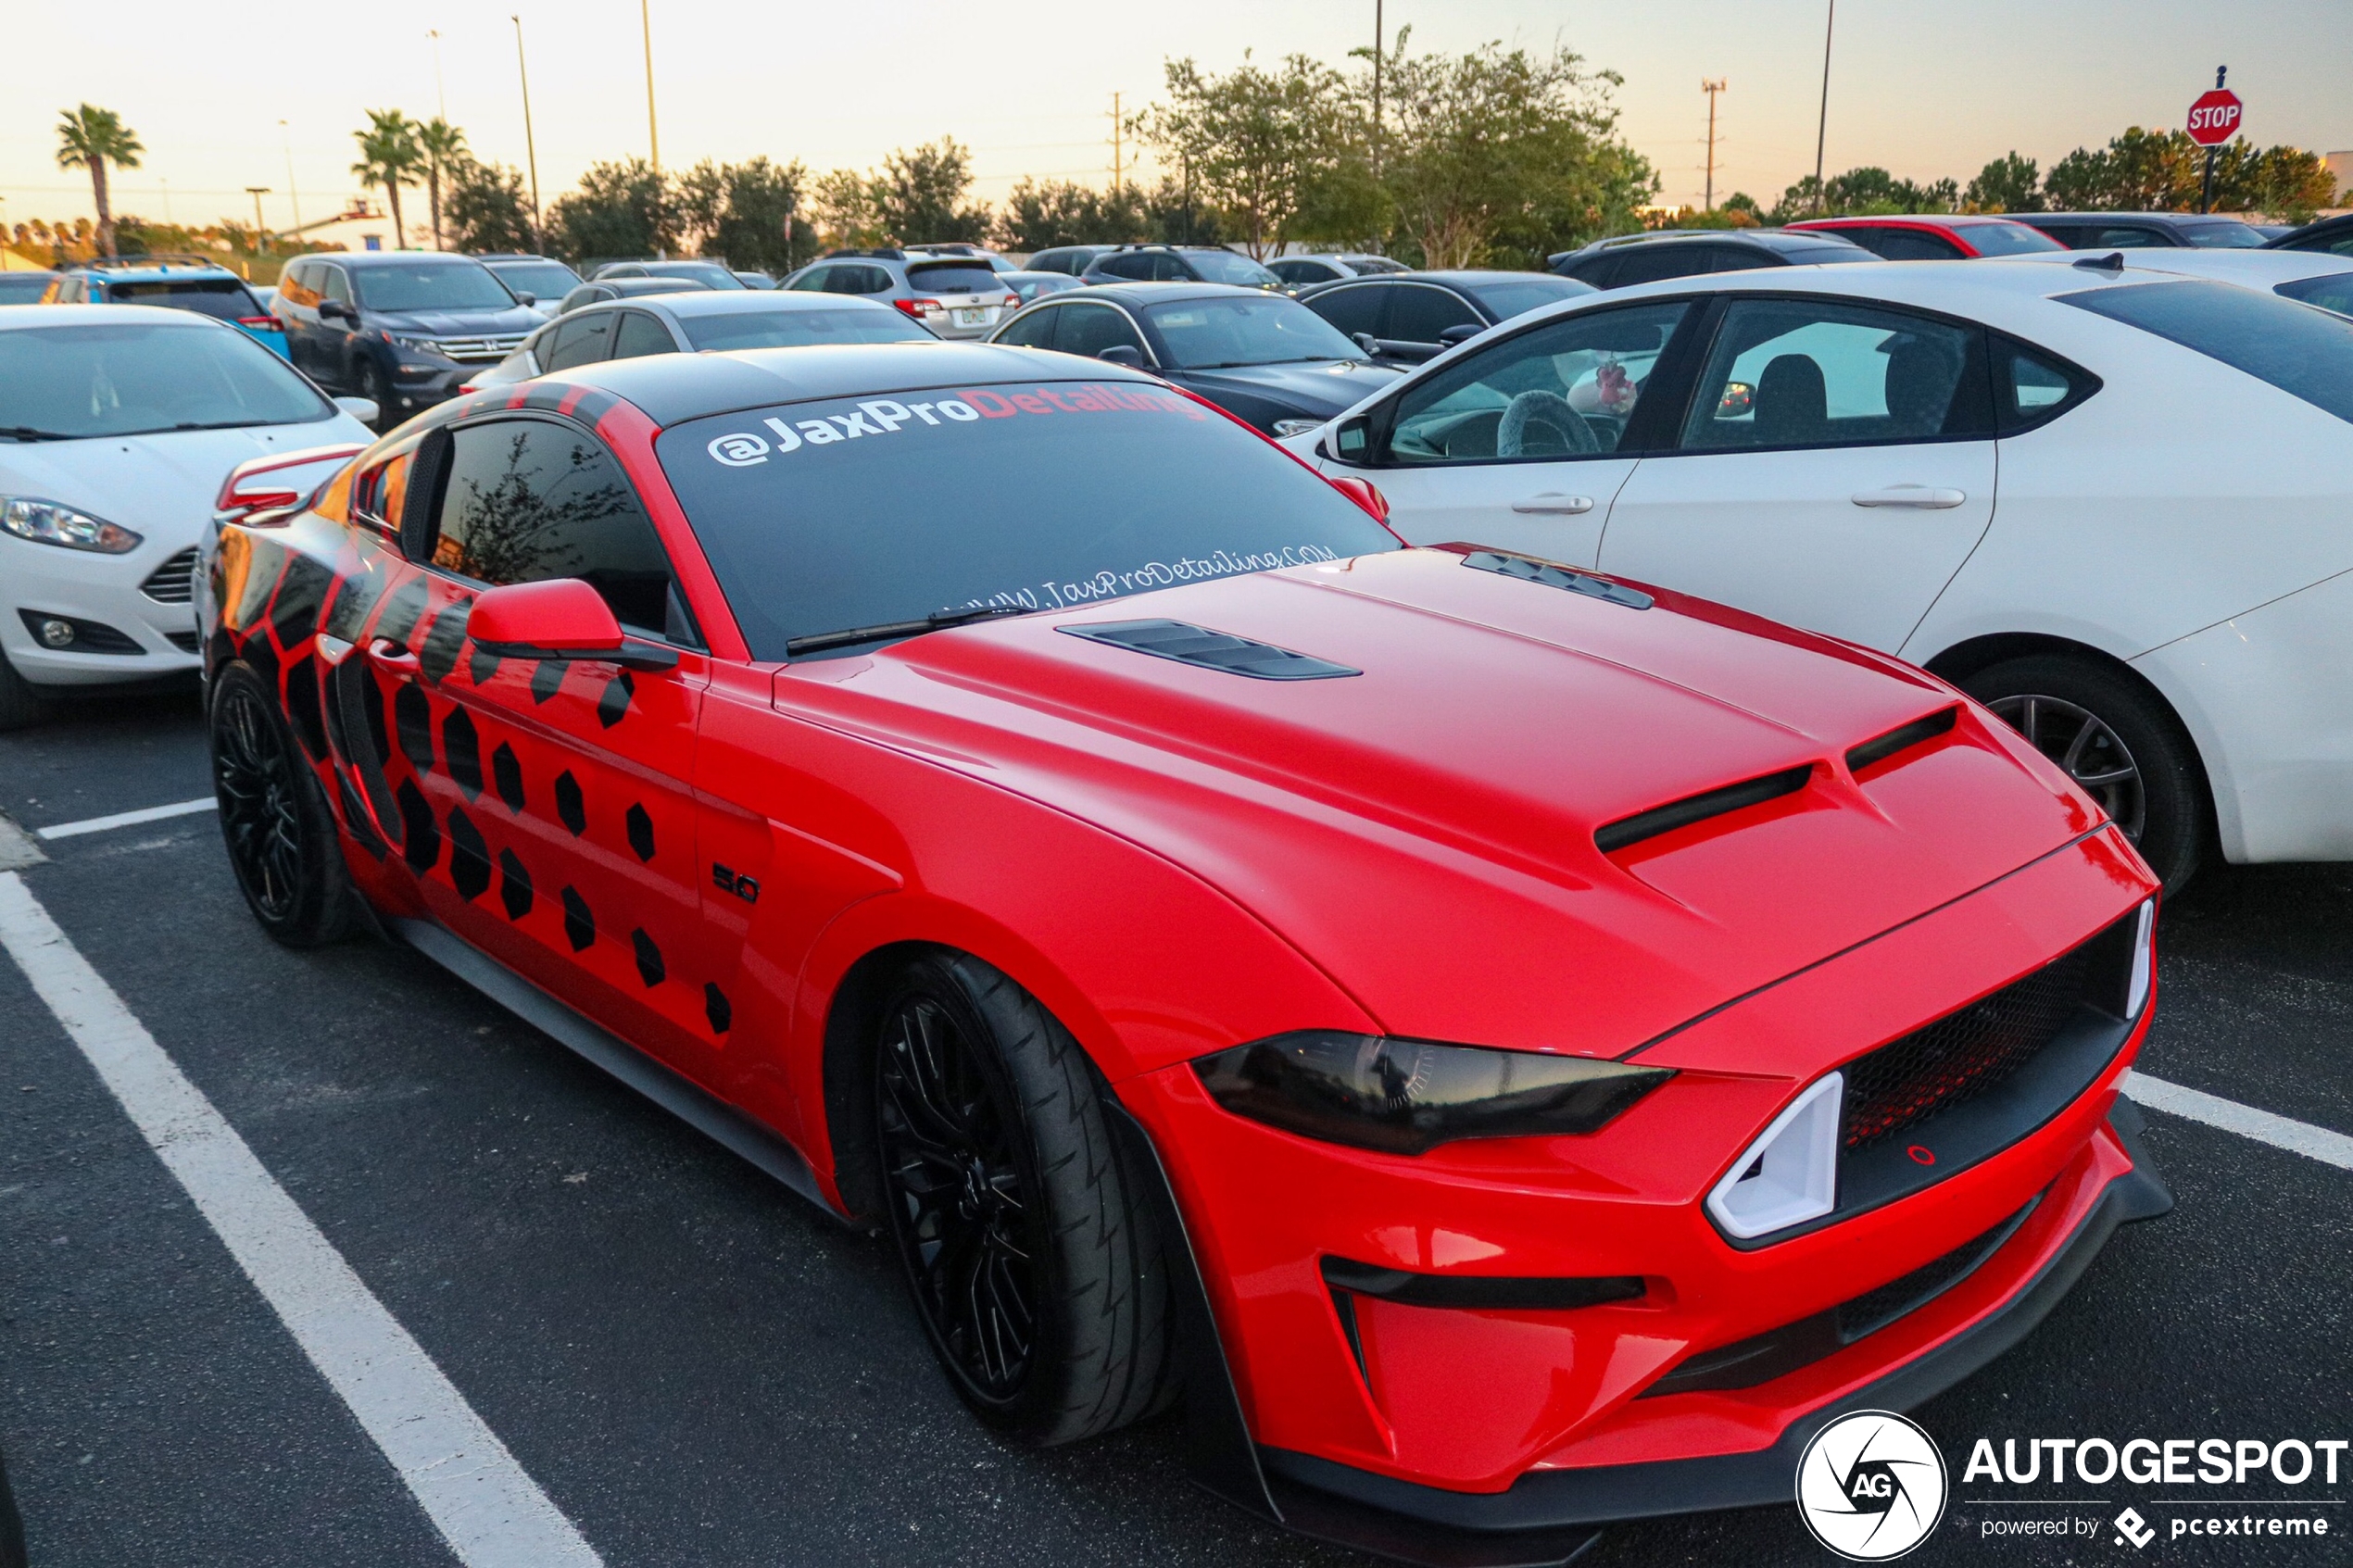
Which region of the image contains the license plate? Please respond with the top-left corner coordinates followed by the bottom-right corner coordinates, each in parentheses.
top-left (953, 307), bottom-right (988, 327)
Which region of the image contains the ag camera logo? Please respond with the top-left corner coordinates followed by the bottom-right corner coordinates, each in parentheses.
top-left (1797, 1410), bottom-right (1949, 1560)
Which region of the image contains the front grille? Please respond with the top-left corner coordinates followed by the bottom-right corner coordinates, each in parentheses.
top-left (1842, 944), bottom-right (2097, 1151)
top-left (424, 333), bottom-right (530, 362)
top-left (141, 546), bottom-right (200, 605)
top-left (165, 629), bottom-right (202, 655)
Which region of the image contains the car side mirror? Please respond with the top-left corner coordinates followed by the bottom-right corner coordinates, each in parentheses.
top-left (513, 291), bottom-right (536, 307)
top-left (1352, 332), bottom-right (1381, 358)
top-left (1097, 344), bottom-right (1143, 366)
top-left (1327, 413), bottom-right (1375, 464)
top-left (333, 396), bottom-right (380, 426)
top-left (469, 579), bottom-right (679, 672)
top-left (320, 299), bottom-right (355, 322)
top-left (1437, 323), bottom-right (1482, 347)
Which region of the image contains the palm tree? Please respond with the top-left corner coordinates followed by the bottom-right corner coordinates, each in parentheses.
top-left (350, 109), bottom-right (422, 248)
top-left (414, 118), bottom-right (470, 251)
top-left (56, 104), bottom-right (144, 257)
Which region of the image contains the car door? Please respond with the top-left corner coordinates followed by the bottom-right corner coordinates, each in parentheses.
top-left (991, 302), bottom-right (1065, 350)
top-left (276, 260), bottom-right (321, 377)
top-left (1315, 298), bottom-right (1695, 560)
top-left (1054, 301), bottom-right (1150, 363)
top-left (317, 265), bottom-right (360, 392)
top-left (1378, 282), bottom-right (1483, 364)
top-left (1597, 294), bottom-right (1997, 651)
top-left (1301, 281), bottom-right (1390, 352)
top-left (539, 308), bottom-right (620, 371)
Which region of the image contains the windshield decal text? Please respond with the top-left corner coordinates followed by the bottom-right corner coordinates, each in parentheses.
top-left (955, 545), bottom-right (1342, 612)
top-left (703, 383), bottom-right (1202, 467)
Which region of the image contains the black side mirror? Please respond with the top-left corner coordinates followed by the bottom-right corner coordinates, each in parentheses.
top-left (320, 299), bottom-right (355, 322)
top-left (1352, 332), bottom-right (1381, 358)
top-left (514, 291), bottom-right (537, 307)
top-left (1328, 414), bottom-right (1374, 463)
top-left (1437, 323), bottom-right (1482, 347)
top-left (1097, 345), bottom-right (1143, 367)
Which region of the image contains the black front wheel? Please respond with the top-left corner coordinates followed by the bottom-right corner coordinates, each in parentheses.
top-left (210, 662), bottom-right (354, 947)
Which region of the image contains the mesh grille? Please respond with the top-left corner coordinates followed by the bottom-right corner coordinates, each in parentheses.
top-left (141, 547), bottom-right (200, 605)
top-left (1842, 947), bottom-right (2094, 1150)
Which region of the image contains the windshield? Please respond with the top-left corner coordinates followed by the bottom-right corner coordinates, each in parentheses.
top-left (643, 261), bottom-right (745, 289)
top-left (1143, 295), bottom-right (1365, 369)
top-left (0, 276), bottom-right (55, 304)
top-left (2062, 279), bottom-right (2353, 425)
top-left (1188, 251), bottom-right (1280, 287)
top-left (0, 321), bottom-right (333, 439)
top-left (680, 307), bottom-right (935, 350)
top-left (2275, 273), bottom-right (2353, 320)
top-left (1463, 277), bottom-right (1596, 320)
top-left (485, 261), bottom-right (581, 298)
top-left (1959, 222), bottom-right (2064, 257)
top-left (2180, 221), bottom-right (2267, 249)
top-left (352, 261), bottom-right (518, 312)
top-left (105, 278), bottom-right (268, 320)
top-left (655, 379), bottom-right (1400, 659)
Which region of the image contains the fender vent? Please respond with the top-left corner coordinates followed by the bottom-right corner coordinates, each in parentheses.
top-left (1845, 707), bottom-right (1957, 774)
top-left (1059, 620), bottom-right (1359, 681)
top-left (1595, 764), bottom-right (1814, 854)
top-left (1462, 549), bottom-right (1653, 609)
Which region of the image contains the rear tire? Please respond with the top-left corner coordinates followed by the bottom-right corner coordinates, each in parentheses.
top-left (209, 662), bottom-right (354, 947)
top-left (0, 646), bottom-right (46, 733)
top-left (1961, 654), bottom-right (2208, 892)
top-left (872, 951), bottom-right (1174, 1446)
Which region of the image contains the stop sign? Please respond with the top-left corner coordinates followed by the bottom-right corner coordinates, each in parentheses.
top-left (2186, 88), bottom-right (2244, 146)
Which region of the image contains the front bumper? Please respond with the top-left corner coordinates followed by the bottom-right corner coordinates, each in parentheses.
top-left (0, 532), bottom-right (202, 687)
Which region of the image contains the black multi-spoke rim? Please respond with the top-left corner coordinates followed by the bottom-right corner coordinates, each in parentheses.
top-left (875, 995), bottom-right (1039, 1403)
top-left (214, 684), bottom-right (306, 921)
top-left (1989, 693), bottom-right (2145, 842)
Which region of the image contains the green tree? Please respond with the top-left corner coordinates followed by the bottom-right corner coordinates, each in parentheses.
top-left (547, 158), bottom-right (674, 263)
top-left (1134, 52), bottom-right (1358, 258)
top-left (1772, 166), bottom-right (1956, 220)
top-left (350, 108), bottom-right (422, 248)
top-left (874, 139), bottom-right (991, 245)
top-left (55, 104), bottom-right (144, 257)
top-left (445, 157), bottom-right (539, 253)
top-left (1966, 152), bottom-right (2042, 213)
top-left (415, 118), bottom-right (469, 251)
top-left (675, 157), bottom-right (809, 273)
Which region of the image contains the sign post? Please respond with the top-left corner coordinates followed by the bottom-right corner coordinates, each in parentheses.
top-left (2185, 67), bottom-right (2244, 214)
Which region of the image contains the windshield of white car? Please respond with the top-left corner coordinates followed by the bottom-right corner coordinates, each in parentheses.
top-left (2275, 273), bottom-right (2353, 320)
top-left (1186, 251), bottom-right (1282, 287)
top-left (485, 262), bottom-right (581, 298)
top-left (2178, 221), bottom-right (2267, 249)
top-left (352, 261), bottom-right (518, 312)
top-left (679, 307), bottom-right (936, 350)
top-left (654, 379), bottom-right (1402, 660)
top-left (0, 321), bottom-right (332, 439)
top-left (1957, 222), bottom-right (2065, 257)
top-left (1143, 296), bottom-right (1368, 369)
top-left (2062, 279), bottom-right (2353, 424)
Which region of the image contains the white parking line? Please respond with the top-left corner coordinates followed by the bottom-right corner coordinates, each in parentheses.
top-left (0, 872), bottom-right (602, 1568)
top-left (33, 797), bottom-right (217, 841)
top-left (2126, 1071), bottom-right (2353, 1172)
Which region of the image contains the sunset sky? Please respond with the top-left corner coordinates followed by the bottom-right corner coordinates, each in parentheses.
top-left (6, 0), bottom-right (2348, 238)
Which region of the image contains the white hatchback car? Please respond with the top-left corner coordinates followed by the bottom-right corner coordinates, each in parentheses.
top-left (1285, 257), bottom-right (2353, 886)
top-left (0, 305), bottom-right (375, 726)
top-left (1988, 245), bottom-right (2353, 320)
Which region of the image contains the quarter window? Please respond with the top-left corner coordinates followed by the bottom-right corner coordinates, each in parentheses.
top-left (1056, 303), bottom-right (1148, 360)
top-left (992, 306), bottom-right (1063, 351)
top-left (1680, 297), bottom-right (1989, 451)
top-left (1386, 301), bottom-right (1691, 463)
top-left (1303, 282), bottom-right (1386, 340)
top-left (610, 311), bottom-right (676, 358)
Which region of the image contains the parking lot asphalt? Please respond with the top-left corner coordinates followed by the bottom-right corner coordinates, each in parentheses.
top-left (3, 689), bottom-right (2347, 1568)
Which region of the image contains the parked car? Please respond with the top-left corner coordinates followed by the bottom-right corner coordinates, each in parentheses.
top-left (203, 334), bottom-right (2167, 1565)
top-left (0, 272), bottom-right (58, 306)
top-left (1000, 270), bottom-right (1084, 307)
top-left (2264, 211), bottom-right (2353, 257)
top-left (1784, 215), bottom-right (2065, 259)
top-left (989, 281), bottom-right (1400, 433)
top-left (1296, 270), bottom-right (1596, 365)
top-left (1266, 253), bottom-right (1409, 290)
top-left (734, 270), bottom-right (779, 289)
top-left (460, 289), bottom-right (935, 391)
top-left (45, 257), bottom-right (288, 358)
top-left (781, 249), bottom-right (1017, 340)
top-left (1079, 245), bottom-right (1282, 290)
top-left (274, 252), bottom-right (541, 430)
top-left (1285, 256), bottom-right (2353, 887)
top-left (0, 304), bottom-right (372, 725)
top-left (592, 258), bottom-right (747, 290)
top-left (1024, 244), bottom-right (1120, 277)
top-left (2018, 212), bottom-right (2269, 250)
top-left (1550, 228), bottom-right (1873, 289)
top-left (1988, 245), bottom-right (2353, 319)
top-left (906, 243), bottom-right (1019, 274)
top-left (477, 254), bottom-right (585, 320)
top-left (555, 276), bottom-right (713, 315)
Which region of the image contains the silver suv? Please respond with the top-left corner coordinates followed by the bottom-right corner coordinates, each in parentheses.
top-left (779, 248), bottom-right (1017, 340)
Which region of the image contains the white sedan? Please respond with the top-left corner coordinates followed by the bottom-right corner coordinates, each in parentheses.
top-left (0, 305), bottom-right (375, 727)
top-left (1284, 257), bottom-right (2353, 887)
top-left (1986, 244), bottom-right (2353, 318)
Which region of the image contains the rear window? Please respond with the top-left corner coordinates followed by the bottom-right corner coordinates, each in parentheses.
top-left (656, 379), bottom-right (1400, 659)
top-left (105, 278), bottom-right (265, 320)
top-left (0, 275), bottom-right (56, 304)
top-left (2061, 279), bottom-right (2353, 425)
top-left (679, 307), bottom-right (934, 350)
top-left (904, 262), bottom-right (1001, 295)
top-left (1462, 276), bottom-right (1595, 320)
top-left (2178, 221), bottom-right (2266, 250)
top-left (1957, 222), bottom-right (2063, 257)
top-left (1187, 250), bottom-right (1280, 287)
top-left (0, 321), bottom-right (331, 439)
top-left (2275, 273), bottom-right (2353, 320)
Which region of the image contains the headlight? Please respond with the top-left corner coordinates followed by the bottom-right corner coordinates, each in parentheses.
top-left (1271, 418), bottom-right (1326, 437)
top-left (1, 497), bottom-right (143, 554)
top-left (1193, 1030), bottom-right (1673, 1154)
top-left (385, 332), bottom-right (446, 356)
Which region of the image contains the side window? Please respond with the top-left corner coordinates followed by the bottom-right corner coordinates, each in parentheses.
top-left (858, 266), bottom-right (896, 295)
top-left (1303, 282), bottom-right (1387, 340)
top-left (1097, 252), bottom-right (1152, 281)
top-left (2095, 226), bottom-right (2167, 249)
top-left (1705, 245), bottom-right (1779, 272)
top-left (1680, 297), bottom-right (1990, 452)
top-left (1992, 336), bottom-right (2097, 433)
top-left (993, 306), bottom-right (1062, 350)
top-left (786, 268), bottom-right (830, 293)
top-left (1151, 253), bottom-right (1192, 282)
top-left (1869, 230), bottom-right (1965, 261)
top-left (610, 311), bottom-right (676, 358)
top-left (1612, 246), bottom-right (1713, 286)
top-left (542, 311), bottom-right (618, 370)
top-left (1386, 301), bottom-right (1692, 463)
top-left (1562, 255), bottom-right (1618, 289)
top-left (1057, 303), bottom-right (1148, 360)
top-left (1387, 284), bottom-right (1479, 345)
top-left (321, 268), bottom-right (353, 306)
top-left (432, 420), bottom-right (677, 635)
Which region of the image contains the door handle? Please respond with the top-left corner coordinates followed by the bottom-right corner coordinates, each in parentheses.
top-left (1852, 485), bottom-right (1966, 508)
top-left (366, 638), bottom-right (420, 674)
top-left (1511, 493), bottom-right (1595, 515)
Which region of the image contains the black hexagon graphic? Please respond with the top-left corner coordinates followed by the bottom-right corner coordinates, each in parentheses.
top-left (359, 665), bottom-right (394, 768)
top-left (530, 659), bottom-right (566, 705)
top-left (554, 771), bottom-right (585, 836)
top-left (394, 681), bottom-right (434, 772)
top-left (469, 645), bottom-right (503, 688)
top-left (498, 849), bottom-right (533, 920)
top-left (284, 656), bottom-right (328, 761)
top-left (447, 807), bottom-right (492, 900)
top-left (597, 671), bottom-right (635, 729)
top-left (631, 929), bottom-right (665, 987)
top-left (337, 776), bottom-right (387, 860)
top-left (704, 984), bottom-right (732, 1035)
top-left (269, 554), bottom-right (335, 648)
top-left (443, 708), bottom-right (484, 799)
top-left (396, 780), bottom-right (440, 872)
top-left (624, 803), bottom-right (655, 863)
top-left (373, 576), bottom-right (430, 646)
top-left (419, 597), bottom-right (472, 684)
top-left (491, 743), bottom-right (525, 813)
top-left (560, 886), bottom-right (595, 951)
top-left (321, 569), bottom-right (384, 644)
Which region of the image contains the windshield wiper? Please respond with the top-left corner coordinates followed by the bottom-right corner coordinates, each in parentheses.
top-left (172, 420), bottom-right (271, 432)
top-left (786, 603), bottom-right (1032, 658)
top-left (0, 425), bottom-right (74, 442)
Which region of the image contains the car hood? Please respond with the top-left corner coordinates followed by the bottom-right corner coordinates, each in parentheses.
top-left (368, 306), bottom-right (542, 335)
top-left (1169, 359), bottom-right (1402, 416)
top-left (778, 548), bottom-right (2105, 1062)
top-left (0, 418), bottom-right (370, 547)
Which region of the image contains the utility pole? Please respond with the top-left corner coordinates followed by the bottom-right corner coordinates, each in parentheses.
top-left (1813, 0), bottom-right (1836, 211)
top-left (512, 16), bottom-right (543, 248)
top-left (279, 120), bottom-right (301, 232)
top-left (1371, 0), bottom-right (1383, 182)
top-left (1702, 79), bottom-right (1727, 211)
top-left (641, 0), bottom-right (661, 174)
top-left (429, 29), bottom-right (447, 120)
top-left (245, 186), bottom-right (271, 240)
top-left (2199, 64), bottom-right (2227, 214)
top-left (1111, 92), bottom-right (1123, 194)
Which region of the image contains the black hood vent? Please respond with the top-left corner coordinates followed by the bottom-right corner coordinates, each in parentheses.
top-left (1059, 620), bottom-right (1359, 681)
top-left (1845, 706), bottom-right (1957, 774)
top-left (1462, 549), bottom-right (1653, 609)
top-left (1595, 764), bottom-right (1814, 854)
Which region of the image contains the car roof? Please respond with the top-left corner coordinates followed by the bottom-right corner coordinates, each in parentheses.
top-left (1409, 269), bottom-right (1579, 285)
top-left (541, 340), bottom-right (1161, 427)
top-left (338, 250), bottom-right (485, 267)
top-left (2030, 212), bottom-right (2250, 227)
top-left (1792, 215), bottom-right (2036, 231)
top-left (614, 290), bottom-right (905, 320)
top-left (1043, 281), bottom-right (1269, 305)
top-left (1979, 248), bottom-right (2353, 284)
top-left (1581, 228), bottom-right (1862, 254)
top-left (69, 259), bottom-right (244, 280)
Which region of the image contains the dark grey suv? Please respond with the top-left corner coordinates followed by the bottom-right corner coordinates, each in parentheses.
top-left (1549, 229), bottom-right (1871, 289)
top-left (1078, 245), bottom-right (1282, 290)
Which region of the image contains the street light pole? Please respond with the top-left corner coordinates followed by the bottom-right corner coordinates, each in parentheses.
top-left (1813, 0), bottom-right (1835, 211)
top-left (246, 186), bottom-right (271, 239)
top-left (429, 29), bottom-right (447, 120)
top-left (512, 15), bottom-right (544, 248)
top-left (1702, 79), bottom-right (1727, 211)
top-left (279, 119), bottom-right (301, 232)
top-left (1371, 0), bottom-right (1383, 183)
top-left (641, 0), bottom-right (661, 174)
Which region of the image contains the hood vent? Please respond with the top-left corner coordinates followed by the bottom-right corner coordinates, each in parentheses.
top-left (1059, 619), bottom-right (1360, 681)
top-left (1596, 763), bottom-right (1814, 854)
top-left (1845, 706), bottom-right (1957, 774)
top-left (1462, 549), bottom-right (1654, 610)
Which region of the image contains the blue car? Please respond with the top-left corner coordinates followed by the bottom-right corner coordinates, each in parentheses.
top-left (45, 257), bottom-right (290, 358)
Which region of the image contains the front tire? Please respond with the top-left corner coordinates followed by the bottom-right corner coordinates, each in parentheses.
top-left (872, 952), bottom-right (1174, 1446)
top-left (0, 646), bottom-right (46, 733)
top-left (209, 662), bottom-right (354, 947)
top-left (1962, 654), bottom-right (2208, 892)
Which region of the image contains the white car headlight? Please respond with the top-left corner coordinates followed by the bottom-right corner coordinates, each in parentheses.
top-left (1707, 1072), bottom-right (1843, 1240)
top-left (1, 497), bottom-right (143, 554)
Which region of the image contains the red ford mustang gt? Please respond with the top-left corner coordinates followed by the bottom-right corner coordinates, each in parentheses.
top-left (201, 343), bottom-right (2167, 1564)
